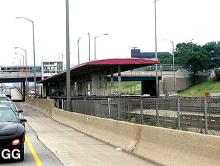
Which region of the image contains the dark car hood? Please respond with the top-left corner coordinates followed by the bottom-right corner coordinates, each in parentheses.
top-left (0, 122), bottom-right (18, 136)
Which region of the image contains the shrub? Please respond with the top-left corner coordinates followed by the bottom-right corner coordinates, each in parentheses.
top-left (215, 69), bottom-right (220, 81)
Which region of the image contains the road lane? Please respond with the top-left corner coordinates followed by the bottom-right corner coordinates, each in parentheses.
top-left (16, 102), bottom-right (156, 166)
top-left (0, 104), bottom-right (63, 166)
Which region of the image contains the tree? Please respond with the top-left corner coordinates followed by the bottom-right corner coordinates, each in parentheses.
top-left (203, 42), bottom-right (220, 67)
top-left (172, 42), bottom-right (209, 84)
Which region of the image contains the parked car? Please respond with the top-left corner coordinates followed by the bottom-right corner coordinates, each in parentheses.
top-left (2, 89), bottom-right (11, 99)
top-left (167, 92), bottom-right (179, 97)
top-left (0, 106), bottom-right (27, 161)
top-left (0, 101), bottom-right (23, 116)
top-left (0, 94), bottom-right (11, 101)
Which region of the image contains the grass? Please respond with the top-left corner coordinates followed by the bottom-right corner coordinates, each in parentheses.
top-left (180, 80), bottom-right (220, 96)
top-left (107, 81), bottom-right (141, 95)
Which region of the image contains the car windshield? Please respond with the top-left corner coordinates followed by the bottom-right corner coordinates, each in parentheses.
top-left (0, 102), bottom-right (17, 112)
top-left (0, 109), bottom-right (18, 122)
top-left (0, 97), bottom-right (10, 101)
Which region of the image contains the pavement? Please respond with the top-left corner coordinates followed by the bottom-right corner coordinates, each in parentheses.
top-left (15, 102), bottom-right (156, 166)
top-left (0, 120), bottom-right (62, 166)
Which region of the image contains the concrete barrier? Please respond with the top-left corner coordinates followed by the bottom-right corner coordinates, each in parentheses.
top-left (25, 98), bottom-right (54, 116)
top-left (134, 125), bottom-right (220, 166)
top-left (52, 108), bottom-right (141, 153)
top-left (26, 99), bottom-right (220, 166)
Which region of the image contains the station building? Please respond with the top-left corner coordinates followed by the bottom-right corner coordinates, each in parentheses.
top-left (39, 58), bottom-right (160, 97)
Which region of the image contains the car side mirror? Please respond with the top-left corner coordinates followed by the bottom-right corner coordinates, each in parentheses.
top-left (19, 118), bottom-right (27, 123)
top-left (18, 110), bottom-right (23, 113)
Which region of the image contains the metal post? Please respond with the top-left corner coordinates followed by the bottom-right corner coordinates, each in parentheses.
top-left (154, 0), bottom-right (159, 97)
top-left (127, 101), bottom-right (130, 122)
top-left (156, 98), bottom-right (160, 126)
top-left (15, 17), bottom-right (36, 97)
top-left (118, 65), bottom-right (121, 96)
top-left (177, 98), bottom-right (181, 130)
top-left (140, 98), bottom-right (144, 124)
top-left (66, 0), bottom-right (71, 111)
top-left (32, 22), bottom-right (37, 98)
top-left (88, 32), bottom-right (91, 61)
top-left (204, 99), bottom-right (208, 134)
top-left (14, 47), bottom-right (28, 97)
top-left (94, 37), bottom-right (97, 60)
top-left (94, 33), bottom-right (108, 60)
top-left (117, 99), bottom-right (120, 119)
top-left (25, 50), bottom-right (28, 97)
top-left (108, 98), bottom-right (111, 118)
top-left (77, 37), bottom-right (81, 64)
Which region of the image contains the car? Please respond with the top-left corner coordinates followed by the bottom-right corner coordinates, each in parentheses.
top-left (2, 89), bottom-right (11, 99)
top-left (0, 106), bottom-right (27, 161)
top-left (167, 92), bottom-right (179, 97)
top-left (0, 94), bottom-right (10, 101)
top-left (0, 101), bottom-right (22, 114)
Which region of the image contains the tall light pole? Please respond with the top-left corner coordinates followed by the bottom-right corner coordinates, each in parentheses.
top-left (14, 47), bottom-right (28, 97)
top-left (88, 32), bottom-right (91, 61)
top-left (16, 17), bottom-right (37, 98)
top-left (77, 37), bottom-right (81, 64)
top-left (94, 33), bottom-right (108, 60)
top-left (154, 0), bottom-right (159, 97)
top-left (14, 52), bottom-right (24, 67)
top-left (163, 39), bottom-right (176, 92)
top-left (169, 40), bottom-right (176, 92)
top-left (65, 0), bottom-right (71, 111)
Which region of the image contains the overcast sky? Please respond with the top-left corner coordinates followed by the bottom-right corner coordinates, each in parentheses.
top-left (0, 0), bottom-right (220, 66)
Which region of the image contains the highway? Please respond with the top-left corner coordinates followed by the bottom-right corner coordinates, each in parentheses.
top-left (0, 102), bottom-right (155, 166)
top-left (0, 120), bottom-right (62, 165)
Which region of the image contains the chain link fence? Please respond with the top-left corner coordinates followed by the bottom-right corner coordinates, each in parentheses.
top-left (55, 97), bottom-right (220, 135)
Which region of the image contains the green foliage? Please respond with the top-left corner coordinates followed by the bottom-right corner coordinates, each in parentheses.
top-left (159, 41), bottom-right (220, 84)
top-left (107, 81), bottom-right (141, 95)
top-left (180, 81), bottom-right (220, 96)
top-left (215, 69), bottom-right (220, 81)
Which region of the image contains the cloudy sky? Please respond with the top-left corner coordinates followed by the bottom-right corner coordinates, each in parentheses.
top-left (0, 0), bottom-right (220, 66)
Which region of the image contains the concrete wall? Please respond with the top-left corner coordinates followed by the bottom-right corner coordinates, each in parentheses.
top-left (25, 98), bottom-right (55, 116)
top-left (91, 74), bottom-right (107, 96)
top-left (26, 99), bottom-right (220, 166)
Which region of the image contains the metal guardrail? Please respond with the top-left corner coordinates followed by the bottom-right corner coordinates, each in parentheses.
top-left (54, 96), bottom-right (220, 135)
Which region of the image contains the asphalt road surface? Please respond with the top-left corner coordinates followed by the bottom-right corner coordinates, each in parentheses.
top-left (0, 117), bottom-right (63, 166)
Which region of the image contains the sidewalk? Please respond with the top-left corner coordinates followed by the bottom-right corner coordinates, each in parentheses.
top-left (21, 103), bottom-right (155, 166)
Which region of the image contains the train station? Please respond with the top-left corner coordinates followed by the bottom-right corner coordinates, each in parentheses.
top-left (39, 58), bottom-right (160, 97)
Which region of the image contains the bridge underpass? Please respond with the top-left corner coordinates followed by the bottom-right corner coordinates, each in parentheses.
top-left (0, 72), bottom-right (42, 100)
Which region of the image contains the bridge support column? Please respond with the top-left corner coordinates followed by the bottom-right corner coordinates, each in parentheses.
top-left (22, 81), bottom-right (25, 101)
top-left (110, 69), bottom-right (114, 95)
top-left (118, 65), bottom-right (121, 95)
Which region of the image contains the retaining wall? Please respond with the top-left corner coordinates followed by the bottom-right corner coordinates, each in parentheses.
top-left (25, 98), bottom-right (55, 116)
top-left (26, 99), bottom-right (220, 166)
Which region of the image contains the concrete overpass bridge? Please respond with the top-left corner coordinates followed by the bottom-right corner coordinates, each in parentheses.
top-left (0, 71), bottom-right (42, 83)
top-left (0, 71), bottom-right (42, 100)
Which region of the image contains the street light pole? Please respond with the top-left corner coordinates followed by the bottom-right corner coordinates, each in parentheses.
top-left (16, 17), bottom-right (37, 98)
top-left (88, 32), bottom-right (91, 61)
top-left (65, 0), bottom-right (71, 111)
top-left (14, 47), bottom-right (28, 97)
top-left (94, 33), bottom-right (108, 60)
top-left (77, 37), bottom-right (81, 64)
top-left (14, 52), bottom-right (24, 67)
top-left (163, 39), bottom-right (176, 92)
top-left (154, 0), bottom-right (159, 97)
top-left (170, 40), bottom-right (176, 92)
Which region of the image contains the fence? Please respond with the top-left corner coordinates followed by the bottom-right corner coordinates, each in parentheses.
top-left (55, 96), bottom-right (220, 135)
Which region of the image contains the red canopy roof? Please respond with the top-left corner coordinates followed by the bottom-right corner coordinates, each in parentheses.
top-left (39, 58), bottom-right (159, 83)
